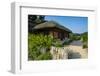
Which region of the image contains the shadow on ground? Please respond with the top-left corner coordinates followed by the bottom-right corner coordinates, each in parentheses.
top-left (68, 51), bottom-right (81, 59)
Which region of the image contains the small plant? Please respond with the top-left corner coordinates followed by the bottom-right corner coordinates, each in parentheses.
top-left (83, 42), bottom-right (88, 48)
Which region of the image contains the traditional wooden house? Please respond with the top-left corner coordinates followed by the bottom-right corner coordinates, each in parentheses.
top-left (31, 21), bottom-right (72, 40)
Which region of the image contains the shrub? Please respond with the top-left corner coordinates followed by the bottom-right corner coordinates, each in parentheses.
top-left (81, 32), bottom-right (88, 48)
top-left (52, 38), bottom-right (63, 47)
top-left (63, 38), bottom-right (72, 45)
top-left (83, 42), bottom-right (88, 48)
top-left (28, 33), bottom-right (53, 60)
top-left (36, 52), bottom-right (52, 60)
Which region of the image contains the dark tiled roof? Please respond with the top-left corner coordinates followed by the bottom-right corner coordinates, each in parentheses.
top-left (33, 21), bottom-right (72, 33)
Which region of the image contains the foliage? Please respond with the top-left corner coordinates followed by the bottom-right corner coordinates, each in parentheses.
top-left (63, 39), bottom-right (72, 45)
top-left (28, 15), bottom-right (45, 24)
top-left (81, 32), bottom-right (88, 48)
top-left (52, 38), bottom-right (63, 47)
top-left (69, 32), bottom-right (88, 49)
top-left (83, 42), bottom-right (88, 48)
top-left (36, 52), bottom-right (52, 60)
top-left (28, 15), bottom-right (46, 33)
top-left (81, 32), bottom-right (88, 42)
top-left (28, 33), bottom-right (53, 60)
top-left (69, 33), bottom-right (81, 41)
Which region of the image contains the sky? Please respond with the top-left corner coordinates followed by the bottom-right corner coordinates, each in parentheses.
top-left (45, 15), bottom-right (88, 34)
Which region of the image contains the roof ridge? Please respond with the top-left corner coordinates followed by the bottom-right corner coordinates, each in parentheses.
top-left (33, 20), bottom-right (72, 33)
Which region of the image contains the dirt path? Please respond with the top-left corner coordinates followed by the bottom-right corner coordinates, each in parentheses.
top-left (65, 40), bottom-right (88, 59)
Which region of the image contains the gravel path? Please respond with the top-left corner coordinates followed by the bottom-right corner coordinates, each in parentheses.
top-left (65, 40), bottom-right (88, 59)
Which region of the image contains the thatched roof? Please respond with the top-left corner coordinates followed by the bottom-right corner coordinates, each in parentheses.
top-left (33, 21), bottom-right (72, 33)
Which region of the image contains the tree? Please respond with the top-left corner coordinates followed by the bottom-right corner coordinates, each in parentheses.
top-left (28, 15), bottom-right (46, 33)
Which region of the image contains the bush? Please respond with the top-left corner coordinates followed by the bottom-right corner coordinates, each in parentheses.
top-left (63, 38), bottom-right (72, 45)
top-left (81, 32), bottom-right (88, 48)
top-left (36, 52), bottom-right (52, 60)
top-left (28, 33), bottom-right (53, 60)
top-left (52, 38), bottom-right (63, 47)
top-left (83, 42), bottom-right (88, 48)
